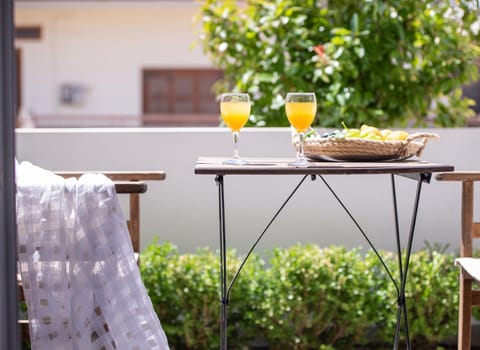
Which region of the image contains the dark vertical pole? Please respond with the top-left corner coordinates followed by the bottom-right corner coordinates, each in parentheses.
top-left (391, 174), bottom-right (403, 350)
top-left (215, 175), bottom-right (227, 350)
top-left (0, 0), bottom-right (20, 349)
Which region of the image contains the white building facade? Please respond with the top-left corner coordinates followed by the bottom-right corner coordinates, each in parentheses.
top-left (14, 1), bottom-right (218, 127)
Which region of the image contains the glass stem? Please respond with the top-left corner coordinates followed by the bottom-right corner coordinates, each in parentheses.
top-left (298, 132), bottom-right (305, 161)
top-left (232, 131), bottom-right (240, 159)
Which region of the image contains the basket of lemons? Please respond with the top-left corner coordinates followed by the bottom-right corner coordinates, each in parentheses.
top-left (299, 123), bottom-right (439, 161)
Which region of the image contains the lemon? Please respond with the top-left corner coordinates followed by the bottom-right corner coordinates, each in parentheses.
top-left (360, 124), bottom-right (382, 138)
top-left (364, 133), bottom-right (382, 140)
top-left (385, 130), bottom-right (409, 141)
top-left (380, 129), bottom-right (392, 140)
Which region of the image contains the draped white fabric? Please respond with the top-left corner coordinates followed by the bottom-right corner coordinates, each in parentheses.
top-left (16, 162), bottom-right (170, 350)
top-left (456, 257), bottom-right (480, 281)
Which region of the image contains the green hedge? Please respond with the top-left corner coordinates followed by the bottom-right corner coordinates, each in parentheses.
top-left (141, 242), bottom-right (459, 350)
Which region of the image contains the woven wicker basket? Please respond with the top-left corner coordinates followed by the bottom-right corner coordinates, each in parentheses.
top-left (296, 132), bottom-right (439, 161)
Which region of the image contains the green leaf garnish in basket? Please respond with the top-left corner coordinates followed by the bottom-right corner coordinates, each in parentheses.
top-left (305, 129), bottom-right (316, 139)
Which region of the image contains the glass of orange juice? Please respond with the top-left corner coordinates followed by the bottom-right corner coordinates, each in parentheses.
top-left (220, 93), bottom-right (251, 165)
top-left (285, 92), bottom-right (317, 167)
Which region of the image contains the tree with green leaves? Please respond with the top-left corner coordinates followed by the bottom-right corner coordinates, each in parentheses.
top-left (199, 0), bottom-right (480, 128)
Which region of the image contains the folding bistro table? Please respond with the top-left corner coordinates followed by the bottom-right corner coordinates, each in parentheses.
top-left (194, 157), bottom-right (453, 350)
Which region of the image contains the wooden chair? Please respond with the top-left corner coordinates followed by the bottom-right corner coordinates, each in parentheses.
top-left (436, 171), bottom-right (480, 350)
top-left (17, 170), bottom-right (166, 345)
top-left (54, 171), bottom-right (166, 255)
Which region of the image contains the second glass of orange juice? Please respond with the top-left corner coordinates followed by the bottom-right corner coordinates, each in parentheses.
top-left (285, 92), bottom-right (317, 167)
top-left (220, 93), bottom-right (250, 165)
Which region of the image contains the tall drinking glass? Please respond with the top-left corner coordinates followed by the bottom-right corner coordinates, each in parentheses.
top-left (285, 92), bottom-right (317, 167)
top-left (220, 93), bottom-right (251, 165)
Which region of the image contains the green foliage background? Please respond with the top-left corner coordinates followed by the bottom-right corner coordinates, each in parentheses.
top-left (141, 241), bottom-right (459, 350)
top-left (198, 0), bottom-right (480, 128)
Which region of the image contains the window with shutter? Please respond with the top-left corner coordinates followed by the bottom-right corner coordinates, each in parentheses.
top-left (142, 68), bottom-right (223, 126)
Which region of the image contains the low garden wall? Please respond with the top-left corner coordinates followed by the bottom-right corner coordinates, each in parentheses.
top-left (15, 127), bottom-right (480, 255)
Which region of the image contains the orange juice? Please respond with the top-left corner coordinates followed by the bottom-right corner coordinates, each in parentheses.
top-left (221, 101), bottom-right (250, 132)
top-left (286, 101), bottom-right (316, 132)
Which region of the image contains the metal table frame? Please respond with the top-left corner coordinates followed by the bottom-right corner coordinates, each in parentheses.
top-left (195, 157), bottom-right (454, 350)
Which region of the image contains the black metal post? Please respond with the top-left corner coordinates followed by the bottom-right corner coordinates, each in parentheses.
top-left (216, 175), bottom-right (227, 350)
top-left (0, 0), bottom-right (20, 348)
top-left (392, 175), bottom-right (424, 350)
top-left (391, 175), bottom-right (406, 350)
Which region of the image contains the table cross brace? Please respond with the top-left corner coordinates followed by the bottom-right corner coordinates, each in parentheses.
top-left (316, 173), bottom-right (428, 350)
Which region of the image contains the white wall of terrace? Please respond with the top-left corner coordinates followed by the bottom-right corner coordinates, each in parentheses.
top-left (15, 127), bottom-right (480, 255)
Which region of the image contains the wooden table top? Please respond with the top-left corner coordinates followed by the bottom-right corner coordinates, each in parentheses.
top-left (194, 157), bottom-right (454, 176)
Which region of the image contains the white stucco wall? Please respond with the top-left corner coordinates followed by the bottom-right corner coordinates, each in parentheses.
top-left (15, 127), bottom-right (480, 256)
top-left (15, 1), bottom-right (211, 118)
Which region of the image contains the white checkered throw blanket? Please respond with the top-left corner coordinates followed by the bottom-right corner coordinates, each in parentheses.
top-left (16, 162), bottom-right (170, 350)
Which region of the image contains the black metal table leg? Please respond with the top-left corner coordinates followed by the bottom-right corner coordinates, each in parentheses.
top-left (318, 173), bottom-right (429, 350)
top-left (214, 175), bottom-right (309, 350)
top-left (392, 175), bottom-right (425, 350)
top-left (391, 174), bottom-right (405, 349)
top-left (216, 175), bottom-right (227, 350)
